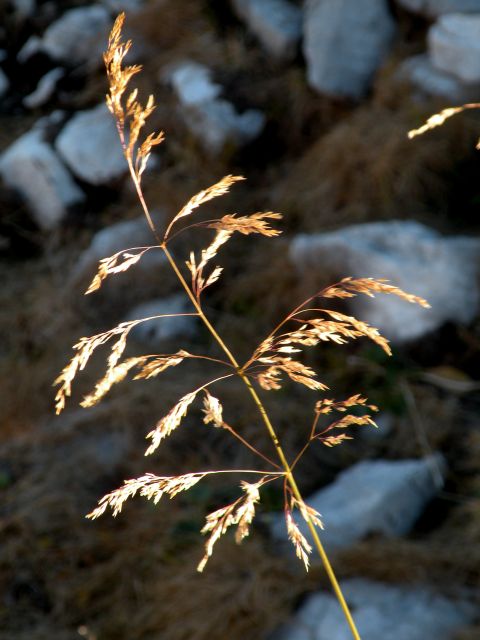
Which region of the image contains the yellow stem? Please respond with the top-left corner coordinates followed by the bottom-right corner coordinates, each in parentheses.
top-left (161, 244), bottom-right (361, 640)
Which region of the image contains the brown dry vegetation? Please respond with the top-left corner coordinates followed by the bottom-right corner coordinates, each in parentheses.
top-left (1, 1), bottom-right (480, 638)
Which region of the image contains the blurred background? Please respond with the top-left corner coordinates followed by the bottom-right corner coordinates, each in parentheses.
top-left (1, 0), bottom-right (480, 638)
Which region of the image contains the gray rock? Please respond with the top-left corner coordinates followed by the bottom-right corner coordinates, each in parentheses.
top-left (429, 13), bottom-right (480, 83)
top-left (55, 103), bottom-right (126, 185)
top-left (274, 578), bottom-right (475, 640)
top-left (0, 128), bottom-right (84, 230)
top-left (71, 214), bottom-right (166, 288)
top-left (183, 99), bottom-right (265, 155)
top-left (398, 53), bottom-right (480, 101)
top-left (30, 5), bottom-right (110, 68)
top-left (126, 294), bottom-right (197, 345)
top-left (165, 60), bottom-right (265, 154)
top-left (303, 0), bottom-right (396, 99)
top-left (102, 0), bottom-right (145, 12)
top-left (397, 0), bottom-right (480, 17)
top-left (23, 67), bottom-right (64, 109)
top-left (0, 68), bottom-right (9, 99)
top-left (10, 0), bottom-right (36, 19)
top-left (167, 61), bottom-right (222, 106)
top-left (289, 221), bottom-right (480, 343)
top-left (17, 35), bottom-right (42, 64)
top-left (270, 456), bottom-right (444, 550)
top-left (231, 0), bottom-right (302, 61)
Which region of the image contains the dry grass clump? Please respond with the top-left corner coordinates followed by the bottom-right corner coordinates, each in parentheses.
top-left (274, 104), bottom-right (480, 232)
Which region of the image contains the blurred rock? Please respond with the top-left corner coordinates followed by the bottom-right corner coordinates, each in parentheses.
top-left (102, 0), bottom-right (145, 12)
top-left (303, 0), bottom-right (395, 99)
top-left (55, 103), bottom-right (126, 185)
top-left (398, 53), bottom-right (479, 101)
top-left (289, 221), bottom-right (480, 343)
top-left (429, 14), bottom-right (480, 83)
top-left (270, 456), bottom-right (444, 551)
top-left (10, 0), bottom-right (36, 20)
top-left (165, 60), bottom-right (265, 155)
top-left (23, 67), bottom-right (64, 109)
top-left (18, 5), bottom-right (110, 67)
top-left (167, 61), bottom-right (222, 106)
top-left (397, 0), bottom-right (480, 17)
top-left (0, 128), bottom-right (84, 230)
top-left (71, 213), bottom-right (166, 291)
top-left (126, 294), bottom-right (197, 346)
top-left (231, 0), bottom-right (302, 61)
top-left (274, 578), bottom-right (475, 640)
top-left (0, 68), bottom-right (9, 99)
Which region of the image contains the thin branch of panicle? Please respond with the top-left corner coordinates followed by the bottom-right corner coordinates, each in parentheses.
top-left (408, 103), bottom-right (480, 142)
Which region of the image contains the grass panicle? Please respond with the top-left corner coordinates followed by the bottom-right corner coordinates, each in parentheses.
top-left (54, 14), bottom-right (430, 640)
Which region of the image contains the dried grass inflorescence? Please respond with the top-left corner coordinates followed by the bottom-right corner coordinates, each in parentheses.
top-left (54, 14), bottom-right (429, 620)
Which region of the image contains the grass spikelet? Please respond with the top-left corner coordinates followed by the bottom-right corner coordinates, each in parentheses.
top-left (187, 230), bottom-right (232, 298)
top-left (197, 479), bottom-right (264, 572)
top-left (81, 356), bottom-right (146, 408)
top-left (164, 175), bottom-right (245, 240)
top-left (292, 497), bottom-right (324, 531)
top-left (408, 103), bottom-right (480, 140)
top-left (207, 212), bottom-right (283, 237)
top-left (256, 357), bottom-right (328, 391)
top-left (324, 277), bottom-right (430, 308)
top-left (87, 472), bottom-right (207, 519)
top-left (323, 310), bottom-right (392, 355)
top-left (145, 391), bottom-right (198, 455)
top-left (85, 248), bottom-right (152, 294)
top-left (134, 351), bottom-right (188, 379)
top-left (202, 390), bottom-right (224, 428)
top-left (54, 321), bottom-right (138, 414)
top-left (286, 510), bottom-right (312, 571)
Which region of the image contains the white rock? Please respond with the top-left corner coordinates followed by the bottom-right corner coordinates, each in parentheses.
top-left (167, 61), bottom-right (222, 106)
top-left (231, 0), bottom-right (302, 61)
top-left (166, 60), bottom-right (265, 154)
top-left (275, 578), bottom-right (475, 640)
top-left (398, 53), bottom-right (479, 101)
top-left (71, 214), bottom-right (166, 288)
top-left (55, 104), bottom-right (126, 185)
top-left (289, 221), bottom-right (480, 343)
top-left (23, 67), bottom-right (64, 109)
top-left (184, 99), bottom-right (265, 155)
top-left (20, 5), bottom-right (110, 67)
top-left (271, 456), bottom-right (444, 550)
top-left (126, 294), bottom-right (197, 345)
top-left (303, 0), bottom-right (396, 99)
top-left (0, 128), bottom-right (84, 230)
top-left (429, 14), bottom-right (480, 84)
top-left (0, 68), bottom-right (9, 99)
top-left (397, 0), bottom-right (480, 17)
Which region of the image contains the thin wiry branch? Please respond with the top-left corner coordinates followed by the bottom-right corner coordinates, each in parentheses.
top-left (408, 103), bottom-right (480, 142)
